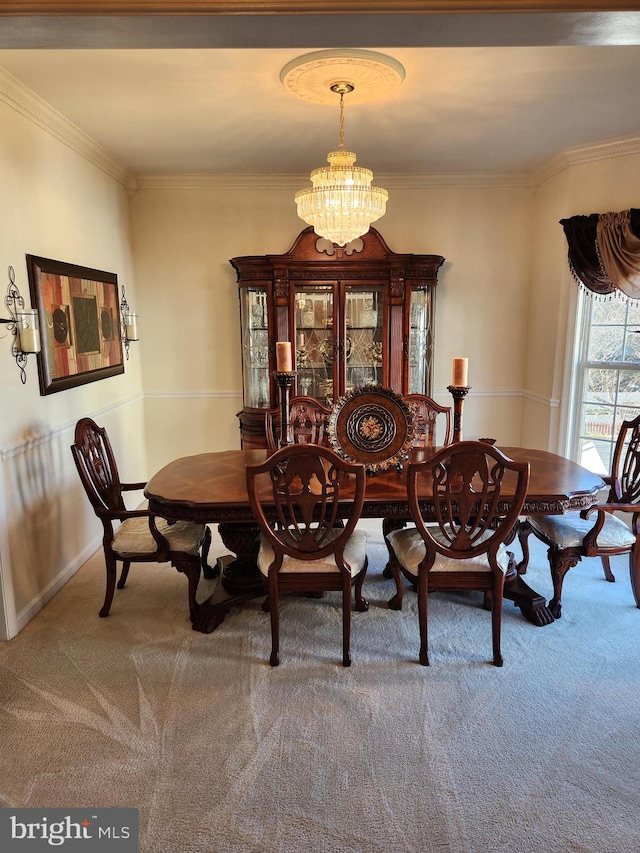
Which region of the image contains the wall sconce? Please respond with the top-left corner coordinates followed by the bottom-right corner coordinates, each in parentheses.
top-left (120, 288), bottom-right (139, 360)
top-left (0, 265), bottom-right (41, 384)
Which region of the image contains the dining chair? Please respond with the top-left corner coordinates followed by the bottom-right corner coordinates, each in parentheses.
top-left (71, 417), bottom-right (212, 621)
top-left (264, 395), bottom-right (332, 451)
top-left (518, 413), bottom-right (640, 619)
top-left (246, 443), bottom-right (368, 667)
top-left (385, 441), bottom-right (530, 666)
top-left (382, 393), bottom-right (452, 576)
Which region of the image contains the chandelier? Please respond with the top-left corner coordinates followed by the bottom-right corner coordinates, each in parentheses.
top-left (295, 81), bottom-right (388, 247)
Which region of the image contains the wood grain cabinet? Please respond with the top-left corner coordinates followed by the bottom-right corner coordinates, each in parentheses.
top-left (231, 226), bottom-right (444, 448)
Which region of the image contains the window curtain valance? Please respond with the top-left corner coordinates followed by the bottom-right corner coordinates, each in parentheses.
top-left (560, 208), bottom-right (640, 300)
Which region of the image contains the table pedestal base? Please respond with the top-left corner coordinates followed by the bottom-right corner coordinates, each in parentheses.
top-left (503, 572), bottom-right (555, 626)
top-left (191, 521), bottom-right (268, 633)
top-left (191, 555), bottom-right (268, 634)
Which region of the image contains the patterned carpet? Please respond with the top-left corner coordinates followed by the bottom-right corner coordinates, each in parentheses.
top-left (1, 520), bottom-right (638, 853)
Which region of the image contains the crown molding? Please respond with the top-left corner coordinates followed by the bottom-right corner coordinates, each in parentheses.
top-left (136, 172), bottom-right (531, 191)
top-left (530, 134), bottom-right (640, 187)
top-left (0, 66), bottom-right (134, 190)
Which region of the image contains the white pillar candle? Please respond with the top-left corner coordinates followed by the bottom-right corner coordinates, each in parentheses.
top-left (125, 314), bottom-right (139, 341)
top-left (452, 357), bottom-right (468, 387)
top-left (276, 341), bottom-right (292, 372)
top-left (19, 326), bottom-right (41, 354)
top-left (17, 310), bottom-right (41, 353)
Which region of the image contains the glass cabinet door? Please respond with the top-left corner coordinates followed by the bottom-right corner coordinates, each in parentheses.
top-left (240, 285), bottom-right (270, 408)
top-left (408, 285), bottom-right (435, 395)
top-left (294, 285), bottom-right (335, 404)
top-left (344, 286), bottom-right (384, 392)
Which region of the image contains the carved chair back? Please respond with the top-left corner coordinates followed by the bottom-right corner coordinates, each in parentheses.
top-left (247, 443), bottom-right (365, 565)
top-left (265, 396), bottom-right (332, 451)
top-left (608, 413), bottom-right (640, 507)
top-left (407, 441), bottom-right (529, 566)
top-left (71, 417), bottom-right (127, 517)
top-left (404, 394), bottom-right (452, 448)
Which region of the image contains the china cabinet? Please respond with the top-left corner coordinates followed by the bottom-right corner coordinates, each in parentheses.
top-left (231, 226), bottom-right (444, 448)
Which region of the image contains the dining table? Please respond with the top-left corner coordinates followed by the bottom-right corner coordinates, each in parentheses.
top-left (145, 446), bottom-right (605, 634)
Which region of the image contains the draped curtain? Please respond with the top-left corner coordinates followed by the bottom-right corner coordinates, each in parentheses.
top-left (560, 208), bottom-right (640, 300)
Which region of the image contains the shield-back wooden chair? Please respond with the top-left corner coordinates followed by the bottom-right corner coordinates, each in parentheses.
top-left (264, 396), bottom-right (332, 451)
top-left (71, 418), bottom-right (212, 622)
top-left (518, 413), bottom-right (640, 619)
top-left (385, 441), bottom-right (530, 666)
top-left (246, 443), bottom-right (368, 667)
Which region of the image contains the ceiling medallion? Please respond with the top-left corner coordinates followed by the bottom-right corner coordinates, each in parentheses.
top-left (280, 49), bottom-right (405, 106)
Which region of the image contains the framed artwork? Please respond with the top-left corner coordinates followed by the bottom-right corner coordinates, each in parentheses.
top-left (26, 255), bottom-right (124, 395)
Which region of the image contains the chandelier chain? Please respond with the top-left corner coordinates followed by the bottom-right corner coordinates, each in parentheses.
top-left (338, 92), bottom-right (345, 151)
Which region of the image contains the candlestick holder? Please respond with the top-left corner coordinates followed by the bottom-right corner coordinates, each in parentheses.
top-left (447, 385), bottom-right (471, 443)
top-left (273, 370), bottom-right (297, 447)
top-left (0, 265), bottom-right (40, 384)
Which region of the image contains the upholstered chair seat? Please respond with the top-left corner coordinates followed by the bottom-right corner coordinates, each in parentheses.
top-left (113, 517), bottom-right (208, 557)
top-left (528, 512), bottom-right (635, 551)
top-left (257, 529), bottom-right (367, 575)
top-left (386, 526), bottom-right (512, 576)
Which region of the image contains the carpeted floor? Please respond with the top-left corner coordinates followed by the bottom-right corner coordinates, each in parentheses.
top-left (1, 520), bottom-right (638, 853)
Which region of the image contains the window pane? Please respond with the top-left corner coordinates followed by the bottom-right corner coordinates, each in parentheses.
top-left (615, 405), bottom-right (640, 433)
top-left (627, 301), bottom-right (640, 325)
top-left (623, 330), bottom-right (640, 363)
top-left (579, 438), bottom-right (611, 475)
top-left (581, 403), bottom-right (614, 441)
top-left (587, 325), bottom-right (624, 362)
top-left (592, 299), bottom-right (627, 324)
top-left (571, 292), bottom-right (640, 467)
top-left (584, 369), bottom-right (618, 405)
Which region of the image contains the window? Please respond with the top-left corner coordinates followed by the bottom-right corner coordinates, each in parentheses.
top-left (570, 294), bottom-right (640, 474)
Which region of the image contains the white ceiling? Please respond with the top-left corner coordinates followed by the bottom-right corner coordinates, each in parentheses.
top-left (1, 15), bottom-right (640, 178)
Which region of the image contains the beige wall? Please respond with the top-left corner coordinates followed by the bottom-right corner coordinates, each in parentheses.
top-left (0, 97), bottom-right (145, 639)
top-left (131, 182), bottom-right (533, 471)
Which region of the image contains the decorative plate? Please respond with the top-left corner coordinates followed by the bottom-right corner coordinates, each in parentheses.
top-left (328, 385), bottom-right (415, 472)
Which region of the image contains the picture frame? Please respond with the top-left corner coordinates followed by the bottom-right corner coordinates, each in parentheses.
top-left (26, 255), bottom-right (124, 395)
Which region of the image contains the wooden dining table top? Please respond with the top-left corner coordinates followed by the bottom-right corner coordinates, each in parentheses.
top-left (145, 446), bottom-right (606, 524)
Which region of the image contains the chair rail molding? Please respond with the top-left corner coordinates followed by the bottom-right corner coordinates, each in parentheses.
top-left (523, 389), bottom-right (560, 408)
top-left (0, 391), bottom-right (143, 461)
top-left (144, 390), bottom-right (243, 399)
